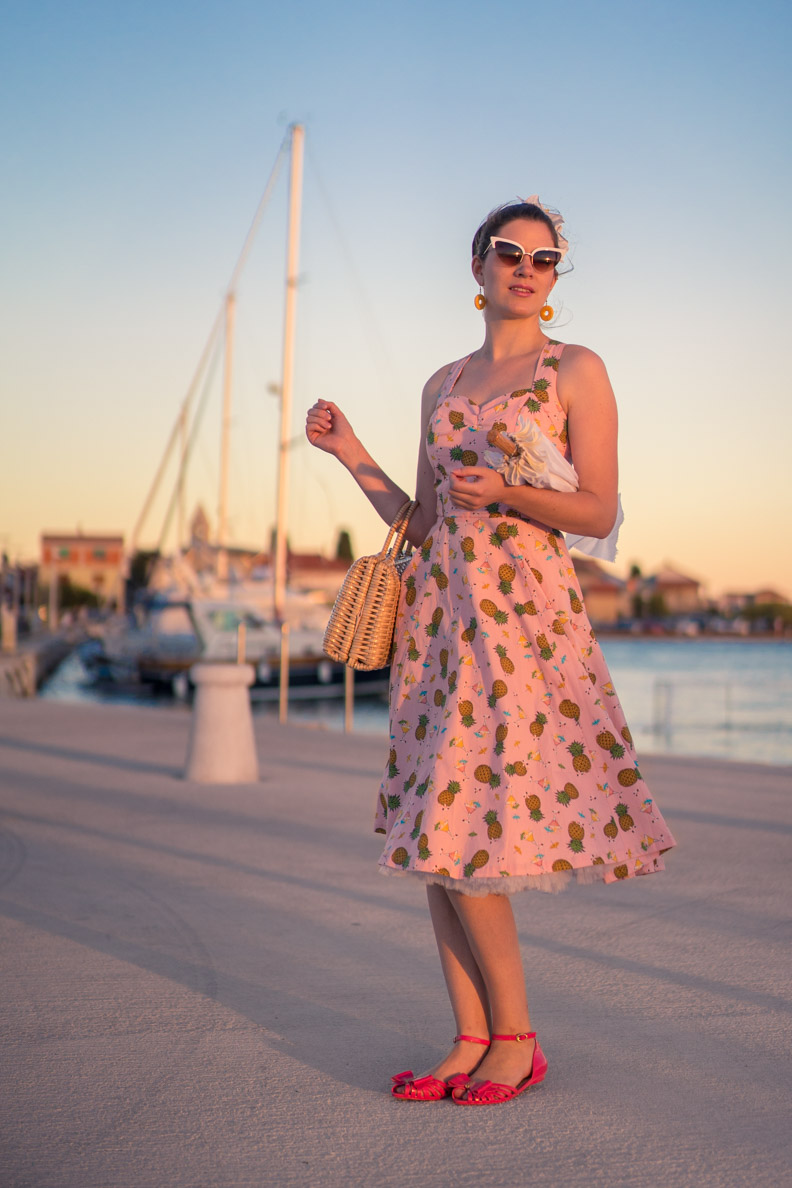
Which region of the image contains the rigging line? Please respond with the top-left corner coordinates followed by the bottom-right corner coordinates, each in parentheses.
top-left (157, 338), bottom-right (223, 556)
top-left (132, 132), bottom-right (290, 552)
top-left (304, 142), bottom-right (401, 399)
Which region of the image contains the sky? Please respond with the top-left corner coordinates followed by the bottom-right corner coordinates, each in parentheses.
top-left (1, 0), bottom-right (791, 597)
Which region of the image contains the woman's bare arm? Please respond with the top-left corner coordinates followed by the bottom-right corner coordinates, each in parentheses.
top-left (304, 364), bottom-right (451, 546)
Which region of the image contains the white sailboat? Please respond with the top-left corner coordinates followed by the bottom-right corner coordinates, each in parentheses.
top-left (98, 127), bottom-right (385, 698)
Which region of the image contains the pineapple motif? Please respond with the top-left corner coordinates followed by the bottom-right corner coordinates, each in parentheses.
top-left (379, 791), bottom-right (387, 814)
top-left (388, 748), bottom-right (399, 779)
top-left (479, 598), bottom-right (509, 625)
top-left (613, 864), bottom-right (629, 880)
top-left (444, 516), bottom-right (458, 534)
top-left (417, 833), bottom-right (431, 861)
top-left (494, 723), bottom-right (508, 756)
top-left (439, 648), bottom-right (449, 678)
top-left (484, 809), bottom-right (503, 840)
top-left (463, 849), bottom-right (490, 877)
top-left (596, 729), bottom-right (626, 760)
top-left (434, 688), bottom-right (446, 708)
top-left (525, 794), bottom-right (543, 821)
top-left (615, 802), bottom-right (635, 831)
top-left (406, 635), bottom-right (420, 662)
top-left (543, 355), bottom-right (560, 372)
top-left (437, 779), bottom-right (461, 806)
top-left (490, 522), bottom-right (519, 547)
top-left (492, 420), bottom-right (508, 433)
top-left (458, 700), bottom-right (475, 728)
top-left (410, 810), bottom-right (424, 840)
top-left (430, 563), bottom-right (449, 590)
top-left (531, 566), bottom-right (544, 584)
top-left (604, 817), bottom-right (619, 840)
top-left (568, 587), bottom-right (583, 614)
top-left (551, 618), bottom-right (567, 636)
top-left (436, 866), bottom-right (451, 876)
top-left (488, 679), bottom-right (508, 707)
top-left (403, 772), bottom-right (416, 793)
top-left (530, 712), bottom-right (547, 737)
top-left (425, 607), bottom-right (444, 638)
top-left (387, 792), bottom-right (401, 812)
top-left (420, 536), bottom-right (434, 562)
top-left (505, 760), bottom-right (527, 776)
top-left (415, 715), bottom-right (429, 741)
top-left (449, 409), bottom-right (465, 430)
top-left (568, 742), bottom-right (592, 772)
top-left (498, 563), bottom-right (516, 595)
top-left (448, 669), bottom-right (458, 694)
top-left (568, 821), bottom-right (585, 853)
top-left (617, 767), bottom-right (640, 787)
top-left (559, 699), bottom-right (580, 721)
top-left (532, 377), bottom-right (550, 402)
top-left (405, 575), bottom-right (416, 606)
top-left (461, 537), bottom-right (477, 563)
top-left (415, 778), bottom-right (430, 798)
top-left (559, 418), bottom-right (568, 445)
top-left (474, 764), bottom-right (501, 789)
top-left (621, 725), bottom-right (634, 747)
top-left (391, 847), bottom-right (410, 869)
top-left (556, 781), bottom-right (579, 805)
top-left (426, 427), bottom-right (435, 445)
top-left (450, 445), bottom-right (479, 467)
top-left (552, 858), bottom-right (573, 872)
top-left (547, 531), bottom-right (562, 556)
top-left (461, 616), bottom-right (478, 641)
top-left (495, 644), bottom-right (515, 674)
top-left (514, 600), bottom-right (538, 616)
top-left (536, 633), bottom-right (554, 661)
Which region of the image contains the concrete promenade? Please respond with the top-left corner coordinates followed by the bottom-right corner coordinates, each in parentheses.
top-left (1, 699), bottom-right (790, 1187)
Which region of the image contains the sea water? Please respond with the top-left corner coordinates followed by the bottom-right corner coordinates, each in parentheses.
top-left (256, 638), bottom-right (792, 768)
top-left (42, 638), bottom-right (792, 767)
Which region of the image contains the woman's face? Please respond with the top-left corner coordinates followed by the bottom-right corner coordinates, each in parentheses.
top-left (472, 217), bottom-right (558, 318)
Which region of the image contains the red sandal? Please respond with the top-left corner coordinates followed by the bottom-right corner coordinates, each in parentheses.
top-left (448, 1031), bottom-right (548, 1106)
top-left (391, 1034), bottom-right (490, 1101)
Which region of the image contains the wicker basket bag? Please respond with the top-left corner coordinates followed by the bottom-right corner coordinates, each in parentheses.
top-left (323, 499), bottom-right (417, 671)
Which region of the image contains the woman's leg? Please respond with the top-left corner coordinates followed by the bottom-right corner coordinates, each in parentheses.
top-left (447, 889), bottom-right (538, 1090)
top-left (407, 884), bottom-right (491, 1082)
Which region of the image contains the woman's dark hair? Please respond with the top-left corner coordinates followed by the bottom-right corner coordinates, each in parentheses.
top-left (472, 201), bottom-right (559, 259)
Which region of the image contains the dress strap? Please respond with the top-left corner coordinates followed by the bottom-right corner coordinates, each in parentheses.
top-left (439, 355), bottom-right (472, 398)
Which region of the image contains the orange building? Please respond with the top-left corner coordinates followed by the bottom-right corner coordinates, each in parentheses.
top-left (41, 533), bottom-right (126, 607)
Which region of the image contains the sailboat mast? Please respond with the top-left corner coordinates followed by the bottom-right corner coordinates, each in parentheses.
top-left (217, 291), bottom-right (237, 582)
top-left (273, 123), bottom-right (304, 620)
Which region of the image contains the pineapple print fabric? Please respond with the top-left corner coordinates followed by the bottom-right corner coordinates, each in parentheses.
top-left (375, 341), bottom-right (677, 894)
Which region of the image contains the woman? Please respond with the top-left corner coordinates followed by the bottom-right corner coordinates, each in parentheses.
top-left (305, 197), bottom-right (676, 1106)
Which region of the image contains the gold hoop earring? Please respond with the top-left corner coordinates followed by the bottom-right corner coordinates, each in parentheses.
top-left (474, 290), bottom-right (486, 310)
top-left (539, 303), bottom-right (554, 322)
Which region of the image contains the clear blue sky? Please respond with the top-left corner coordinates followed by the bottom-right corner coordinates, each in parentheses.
top-left (1, 0), bottom-right (790, 595)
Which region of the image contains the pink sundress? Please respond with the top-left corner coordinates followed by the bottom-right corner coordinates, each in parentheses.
top-left (374, 340), bottom-right (677, 894)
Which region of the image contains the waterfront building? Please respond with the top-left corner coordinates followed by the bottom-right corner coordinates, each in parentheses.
top-left (40, 532), bottom-right (125, 608)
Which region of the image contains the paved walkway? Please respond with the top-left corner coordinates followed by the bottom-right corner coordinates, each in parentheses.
top-left (0, 699), bottom-right (790, 1187)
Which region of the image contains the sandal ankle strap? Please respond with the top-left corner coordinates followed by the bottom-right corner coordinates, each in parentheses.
top-left (453, 1034), bottom-right (491, 1046)
top-left (491, 1032), bottom-right (536, 1042)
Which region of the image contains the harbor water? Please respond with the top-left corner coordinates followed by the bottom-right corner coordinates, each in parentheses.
top-left (41, 637), bottom-right (792, 767)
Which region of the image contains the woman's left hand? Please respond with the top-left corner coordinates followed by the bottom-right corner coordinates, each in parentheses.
top-left (448, 467), bottom-right (510, 510)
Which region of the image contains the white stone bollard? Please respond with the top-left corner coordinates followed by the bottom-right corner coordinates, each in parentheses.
top-left (184, 663), bottom-right (259, 783)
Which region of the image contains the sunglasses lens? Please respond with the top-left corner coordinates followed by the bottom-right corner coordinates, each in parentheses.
top-left (532, 250), bottom-right (561, 272)
top-left (493, 241), bottom-right (523, 265)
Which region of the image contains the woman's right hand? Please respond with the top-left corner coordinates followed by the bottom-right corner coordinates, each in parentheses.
top-left (305, 399), bottom-right (357, 460)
